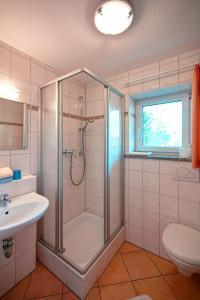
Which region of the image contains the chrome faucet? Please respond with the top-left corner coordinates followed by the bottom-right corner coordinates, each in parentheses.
top-left (0, 194), bottom-right (10, 207)
top-left (63, 149), bottom-right (76, 156)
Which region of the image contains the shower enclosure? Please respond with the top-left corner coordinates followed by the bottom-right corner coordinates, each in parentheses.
top-left (38, 68), bottom-right (124, 297)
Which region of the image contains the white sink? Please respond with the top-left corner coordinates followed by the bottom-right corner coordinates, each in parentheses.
top-left (0, 192), bottom-right (49, 239)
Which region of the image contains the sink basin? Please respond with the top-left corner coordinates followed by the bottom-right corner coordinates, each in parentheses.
top-left (0, 192), bottom-right (49, 239)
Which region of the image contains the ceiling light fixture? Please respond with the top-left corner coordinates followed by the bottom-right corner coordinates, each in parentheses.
top-left (94, 0), bottom-right (133, 35)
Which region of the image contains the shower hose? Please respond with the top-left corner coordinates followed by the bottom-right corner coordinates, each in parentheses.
top-left (69, 128), bottom-right (85, 186)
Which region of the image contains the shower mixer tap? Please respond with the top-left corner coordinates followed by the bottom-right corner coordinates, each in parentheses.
top-left (63, 149), bottom-right (76, 156)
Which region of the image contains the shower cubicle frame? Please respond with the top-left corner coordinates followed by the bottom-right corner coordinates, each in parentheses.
top-left (39, 68), bottom-right (125, 275)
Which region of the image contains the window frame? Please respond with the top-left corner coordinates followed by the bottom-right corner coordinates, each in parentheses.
top-left (135, 91), bottom-right (190, 154)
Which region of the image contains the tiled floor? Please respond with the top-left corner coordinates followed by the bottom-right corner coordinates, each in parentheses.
top-left (1, 242), bottom-right (200, 300)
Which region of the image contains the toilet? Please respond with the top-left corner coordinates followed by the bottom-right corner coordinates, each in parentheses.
top-left (162, 223), bottom-right (200, 277)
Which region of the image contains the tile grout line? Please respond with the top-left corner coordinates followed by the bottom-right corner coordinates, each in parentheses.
top-left (97, 286), bottom-right (101, 300)
top-left (161, 274), bottom-right (179, 300)
top-left (145, 250), bottom-right (179, 276)
top-left (98, 279), bottom-right (132, 288)
top-left (97, 251), bottom-right (123, 286)
top-left (119, 251), bottom-right (138, 295)
top-left (144, 251), bottom-right (179, 300)
top-left (22, 272), bottom-right (33, 300)
top-left (25, 292), bottom-right (63, 300)
top-left (25, 262), bottom-right (71, 300)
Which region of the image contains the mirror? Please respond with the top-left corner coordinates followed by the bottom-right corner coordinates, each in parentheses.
top-left (0, 98), bottom-right (28, 150)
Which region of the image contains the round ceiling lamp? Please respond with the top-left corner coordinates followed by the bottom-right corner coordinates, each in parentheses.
top-left (94, 0), bottom-right (134, 35)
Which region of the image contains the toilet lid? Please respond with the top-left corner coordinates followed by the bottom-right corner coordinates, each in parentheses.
top-left (162, 223), bottom-right (200, 265)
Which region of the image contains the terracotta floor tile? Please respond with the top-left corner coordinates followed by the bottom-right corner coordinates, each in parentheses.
top-left (119, 242), bottom-right (142, 254)
top-left (31, 295), bottom-right (62, 300)
top-left (62, 292), bottom-right (79, 300)
top-left (98, 254), bottom-right (130, 286)
top-left (0, 275), bottom-right (30, 300)
top-left (133, 276), bottom-right (176, 300)
top-left (165, 273), bottom-right (200, 300)
top-left (93, 281), bottom-right (98, 287)
top-left (99, 282), bottom-right (137, 300)
top-left (24, 263), bottom-right (63, 299)
top-left (85, 287), bottom-right (100, 300)
top-left (122, 252), bottom-right (160, 280)
top-left (147, 252), bottom-right (178, 275)
top-left (62, 284), bottom-right (71, 294)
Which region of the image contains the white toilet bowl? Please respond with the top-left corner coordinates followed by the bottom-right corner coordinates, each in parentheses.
top-left (162, 223), bottom-right (200, 277)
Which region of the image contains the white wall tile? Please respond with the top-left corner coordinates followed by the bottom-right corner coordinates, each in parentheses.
top-left (128, 158), bottom-right (142, 171)
top-left (142, 230), bottom-right (159, 255)
top-left (126, 224), bottom-right (142, 247)
top-left (143, 191), bottom-right (159, 213)
top-left (30, 110), bottom-right (38, 132)
top-left (159, 160), bottom-right (178, 176)
top-left (30, 154), bottom-right (38, 175)
top-left (160, 72), bottom-right (178, 87)
top-left (179, 181), bottom-right (200, 202)
top-left (177, 161), bottom-right (199, 182)
top-left (31, 61), bottom-right (45, 86)
top-left (143, 172), bottom-right (159, 194)
top-left (160, 195), bottom-right (178, 219)
top-left (143, 159), bottom-right (159, 173)
top-left (128, 206), bottom-right (142, 227)
top-left (129, 170), bottom-right (142, 190)
top-left (179, 54), bottom-right (200, 68)
top-left (120, 48), bottom-right (200, 259)
top-left (0, 45), bottom-right (10, 75)
top-left (160, 56), bottom-right (178, 69)
top-left (179, 48), bottom-right (200, 59)
top-left (143, 211), bottom-right (159, 236)
top-left (11, 77), bottom-right (30, 104)
top-left (30, 132), bottom-right (38, 154)
top-left (160, 174), bottom-right (178, 197)
top-left (11, 52), bottom-right (30, 81)
top-left (11, 154), bottom-right (30, 175)
top-left (31, 84), bottom-right (40, 106)
top-left (129, 188), bottom-right (142, 209)
top-left (0, 155), bottom-right (10, 168)
top-left (179, 199), bottom-right (200, 227)
top-left (179, 69), bottom-right (193, 83)
top-left (143, 77), bottom-right (159, 91)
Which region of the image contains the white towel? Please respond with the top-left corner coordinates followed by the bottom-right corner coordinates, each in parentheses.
top-left (0, 167), bottom-right (13, 179)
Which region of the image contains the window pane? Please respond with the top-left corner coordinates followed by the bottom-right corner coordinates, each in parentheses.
top-left (142, 101), bottom-right (182, 148)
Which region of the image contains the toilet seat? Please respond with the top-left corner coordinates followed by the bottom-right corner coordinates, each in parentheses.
top-left (162, 223), bottom-right (200, 266)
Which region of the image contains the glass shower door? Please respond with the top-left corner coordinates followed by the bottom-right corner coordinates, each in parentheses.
top-left (106, 88), bottom-right (124, 239)
top-left (40, 82), bottom-right (59, 249)
top-left (40, 69), bottom-right (124, 275)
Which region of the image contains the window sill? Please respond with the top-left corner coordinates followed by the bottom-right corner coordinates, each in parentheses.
top-left (125, 152), bottom-right (192, 161)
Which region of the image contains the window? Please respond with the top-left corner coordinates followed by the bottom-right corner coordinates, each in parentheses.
top-left (135, 92), bottom-right (190, 153)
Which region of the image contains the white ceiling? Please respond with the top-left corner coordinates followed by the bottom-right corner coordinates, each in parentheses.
top-left (0, 0), bottom-right (200, 78)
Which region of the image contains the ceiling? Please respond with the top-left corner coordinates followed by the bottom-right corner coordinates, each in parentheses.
top-left (0, 0), bottom-right (200, 78)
